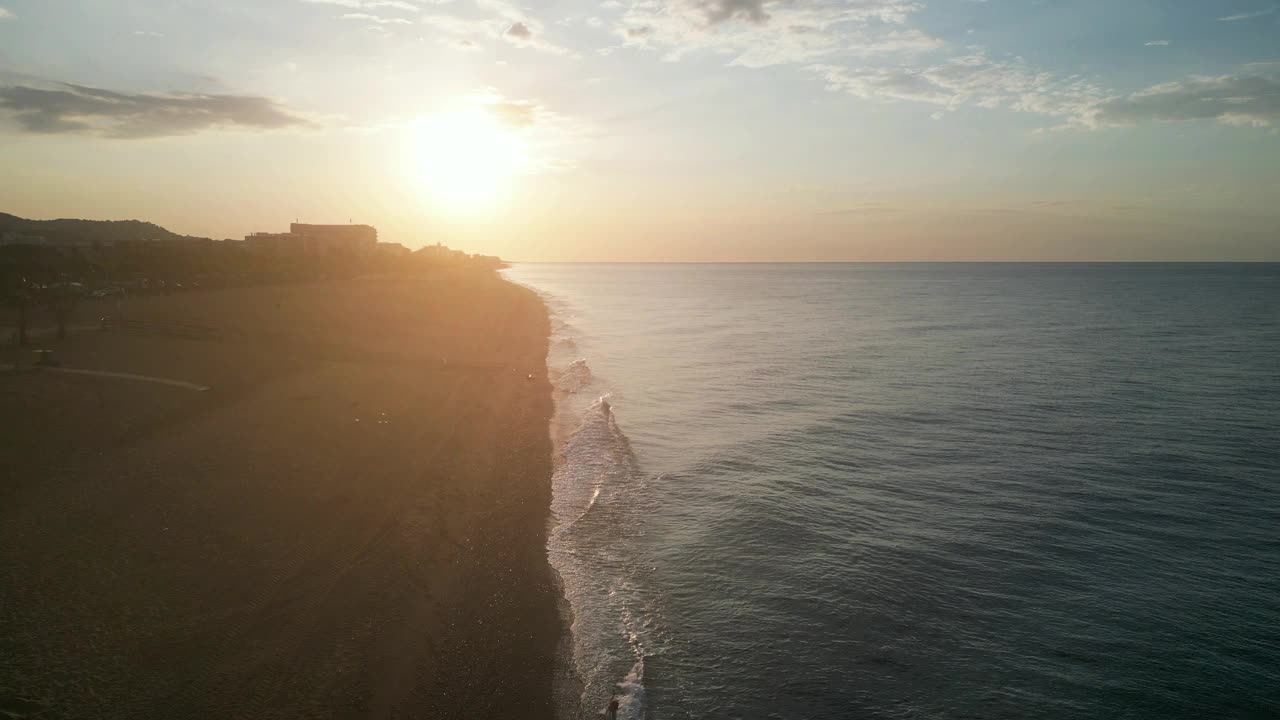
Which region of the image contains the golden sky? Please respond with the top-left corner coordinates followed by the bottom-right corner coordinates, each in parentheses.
top-left (1, 0), bottom-right (1278, 260)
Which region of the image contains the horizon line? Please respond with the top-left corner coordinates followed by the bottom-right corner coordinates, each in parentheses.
top-left (504, 260), bottom-right (1280, 264)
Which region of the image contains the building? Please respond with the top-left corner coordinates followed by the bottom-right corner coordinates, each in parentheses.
top-left (244, 232), bottom-right (303, 254)
top-left (290, 223), bottom-right (377, 253)
top-left (245, 223), bottom-right (378, 257)
top-left (376, 242), bottom-right (411, 258)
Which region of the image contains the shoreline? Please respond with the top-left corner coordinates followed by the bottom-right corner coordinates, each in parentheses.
top-left (546, 375), bottom-right (588, 720)
top-left (516, 272), bottom-right (648, 720)
top-left (501, 273), bottom-right (585, 720)
top-left (0, 270), bottom-right (562, 718)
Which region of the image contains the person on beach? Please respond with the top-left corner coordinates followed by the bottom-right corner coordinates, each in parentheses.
top-left (606, 697), bottom-right (619, 720)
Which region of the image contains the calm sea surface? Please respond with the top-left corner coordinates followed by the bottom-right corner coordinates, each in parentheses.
top-left (502, 264), bottom-right (1280, 720)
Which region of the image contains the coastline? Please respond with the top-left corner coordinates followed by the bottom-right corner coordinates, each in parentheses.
top-left (501, 272), bottom-right (585, 720)
top-left (508, 271), bottom-right (654, 720)
top-left (0, 270), bottom-right (561, 719)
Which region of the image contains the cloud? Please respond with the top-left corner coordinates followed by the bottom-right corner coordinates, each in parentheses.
top-left (421, 1), bottom-right (575, 55)
top-left (606, 0), bottom-right (1277, 134)
top-left (810, 53), bottom-right (1104, 119)
top-left (616, 0), bottom-right (937, 67)
top-left (304, 0), bottom-right (428, 19)
top-left (366, 0), bottom-right (420, 10)
top-left (499, 18), bottom-right (575, 55)
top-left (0, 83), bottom-right (307, 138)
top-left (1217, 7), bottom-right (1277, 21)
top-left (812, 53), bottom-right (1280, 131)
top-left (694, 0), bottom-right (771, 25)
top-left (0, 7), bottom-right (13, 20)
top-left (1086, 73), bottom-right (1280, 128)
top-left (341, 12), bottom-right (412, 24)
top-left (491, 100), bottom-right (538, 127)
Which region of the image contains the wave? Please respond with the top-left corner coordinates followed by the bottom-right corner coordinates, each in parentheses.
top-left (549, 373), bottom-right (661, 719)
top-left (556, 359), bottom-right (594, 396)
top-left (521, 279), bottom-right (663, 720)
top-left (614, 659), bottom-right (647, 720)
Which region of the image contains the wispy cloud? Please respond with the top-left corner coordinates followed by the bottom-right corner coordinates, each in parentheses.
top-left (366, 0), bottom-right (420, 10)
top-left (1086, 73), bottom-right (1280, 128)
top-left (812, 55), bottom-right (1280, 131)
top-left (810, 53), bottom-right (1105, 121)
top-left (306, 0), bottom-right (426, 11)
top-left (341, 12), bottom-right (412, 24)
top-left (1217, 6), bottom-right (1277, 21)
top-left (421, 0), bottom-right (575, 56)
top-left (0, 7), bottom-right (14, 20)
top-left (614, 0), bottom-right (938, 67)
top-left (593, 0), bottom-right (1280, 133)
top-left (0, 83), bottom-right (307, 138)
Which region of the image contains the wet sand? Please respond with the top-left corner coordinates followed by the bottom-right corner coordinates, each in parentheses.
top-left (0, 270), bottom-right (558, 719)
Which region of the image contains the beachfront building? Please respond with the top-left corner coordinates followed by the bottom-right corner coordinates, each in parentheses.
top-left (245, 223), bottom-right (378, 257)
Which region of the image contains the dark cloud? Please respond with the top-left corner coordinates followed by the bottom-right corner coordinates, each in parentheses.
top-left (0, 82), bottom-right (306, 138)
top-left (491, 100), bottom-right (537, 128)
top-left (500, 19), bottom-right (573, 55)
top-left (692, 0), bottom-right (770, 24)
top-left (1090, 74), bottom-right (1280, 128)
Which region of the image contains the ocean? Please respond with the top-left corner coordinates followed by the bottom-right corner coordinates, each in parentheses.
top-left (502, 263), bottom-right (1280, 720)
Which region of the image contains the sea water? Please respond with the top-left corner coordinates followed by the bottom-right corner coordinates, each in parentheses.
top-left (502, 263), bottom-right (1280, 720)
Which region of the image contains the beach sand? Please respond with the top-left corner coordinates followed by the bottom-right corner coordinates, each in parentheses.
top-left (0, 270), bottom-right (559, 719)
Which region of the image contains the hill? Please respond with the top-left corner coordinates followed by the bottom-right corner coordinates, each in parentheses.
top-left (0, 213), bottom-right (209, 246)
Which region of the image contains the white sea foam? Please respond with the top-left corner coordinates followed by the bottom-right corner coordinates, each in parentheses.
top-left (558, 359), bottom-right (594, 395)
top-left (541, 296), bottom-right (661, 720)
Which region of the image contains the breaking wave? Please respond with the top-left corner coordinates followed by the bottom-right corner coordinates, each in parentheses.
top-left (544, 311), bottom-right (663, 720)
top-left (556, 359), bottom-right (595, 396)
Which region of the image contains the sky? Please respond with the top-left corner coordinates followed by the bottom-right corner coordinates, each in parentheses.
top-left (0, 0), bottom-right (1278, 261)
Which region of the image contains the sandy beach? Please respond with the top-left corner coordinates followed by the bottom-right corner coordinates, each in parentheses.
top-left (0, 270), bottom-right (559, 719)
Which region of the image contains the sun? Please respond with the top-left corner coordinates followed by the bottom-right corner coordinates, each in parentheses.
top-left (409, 108), bottom-right (527, 212)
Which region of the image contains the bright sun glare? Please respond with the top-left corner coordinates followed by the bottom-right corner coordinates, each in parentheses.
top-left (410, 107), bottom-right (527, 212)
